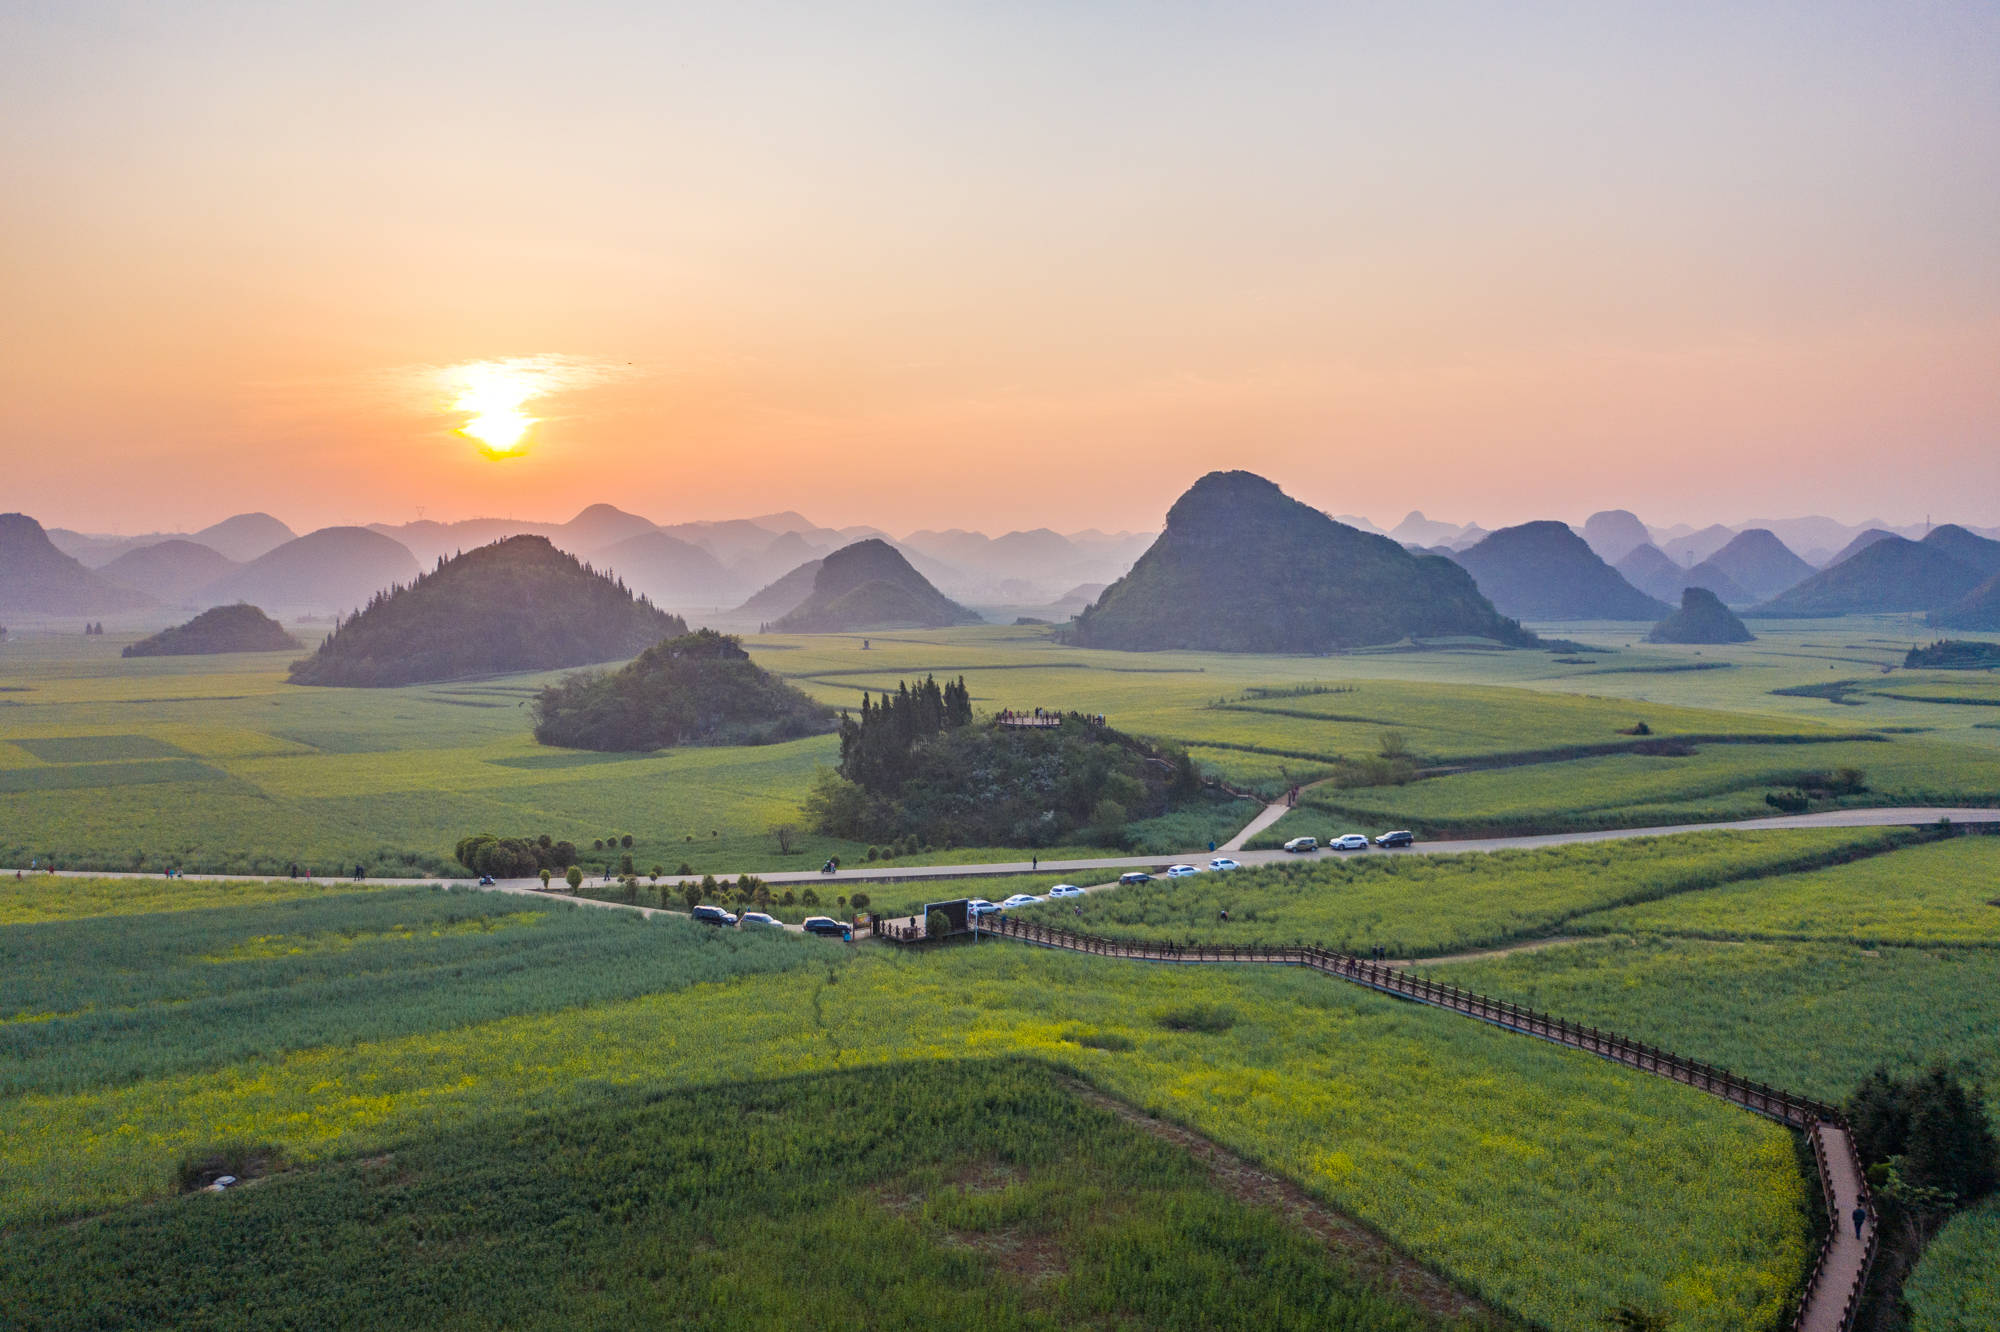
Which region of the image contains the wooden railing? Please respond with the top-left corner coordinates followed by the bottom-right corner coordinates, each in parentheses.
top-left (978, 913), bottom-right (1873, 1330)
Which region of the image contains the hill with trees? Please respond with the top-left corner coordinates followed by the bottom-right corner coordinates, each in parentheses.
top-left (530, 629), bottom-right (832, 750)
top-left (288, 535), bottom-right (686, 687)
top-left (202, 526), bottom-right (421, 614)
top-left (99, 540), bottom-right (238, 604)
top-left (1647, 587), bottom-right (1754, 644)
top-left (1928, 572), bottom-right (2000, 631)
top-left (1452, 521), bottom-right (1671, 620)
top-left (1690, 529), bottom-right (1815, 602)
top-left (1070, 472), bottom-right (1530, 652)
top-left (123, 604), bottom-right (299, 657)
top-left (770, 540), bottom-right (981, 632)
top-left (804, 675), bottom-right (1201, 847)
top-left (0, 513), bottom-right (154, 614)
top-left (1903, 639), bottom-right (2000, 669)
top-left (1751, 537), bottom-right (1986, 617)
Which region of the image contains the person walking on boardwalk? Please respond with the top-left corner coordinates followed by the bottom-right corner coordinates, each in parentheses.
top-left (1852, 1202), bottom-right (1867, 1238)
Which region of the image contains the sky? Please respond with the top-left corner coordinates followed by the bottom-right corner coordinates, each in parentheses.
top-left (4, 1), bottom-right (1998, 538)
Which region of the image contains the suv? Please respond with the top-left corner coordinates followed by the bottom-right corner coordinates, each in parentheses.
top-left (1330, 834), bottom-right (1370, 851)
top-left (1374, 830), bottom-right (1416, 848)
top-left (1117, 871), bottom-right (1152, 885)
top-left (801, 916), bottom-right (849, 938)
top-left (690, 904), bottom-right (738, 926)
top-left (1283, 836), bottom-right (1319, 854)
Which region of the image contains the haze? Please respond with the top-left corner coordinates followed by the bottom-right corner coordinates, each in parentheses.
top-left (4, 1), bottom-right (1997, 536)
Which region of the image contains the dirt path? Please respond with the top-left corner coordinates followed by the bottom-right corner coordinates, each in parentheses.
top-left (1056, 1076), bottom-right (1517, 1328)
top-left (1219, 799), bottom-right (1294, 852)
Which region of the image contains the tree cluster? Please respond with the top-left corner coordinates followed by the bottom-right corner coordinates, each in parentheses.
top-left (836, 675), bottom-right (973, 791)
top-left (532, 629), bottom-right (833, 751)
top-left (1904, 639), bottom-right (2000, 670)
top-left (454, 832), bottom-right (579, 879)
top-left (1846, 1064), bottom-right (1998, 1209)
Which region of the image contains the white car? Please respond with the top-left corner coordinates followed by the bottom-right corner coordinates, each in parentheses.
top-left (967, 898), bottom-right (1002, 917)
top-left (1206, 857), bottom-right (1239, 872)
top-left (1330, 834), bottom-right (1370, 851)
top-left (738, 911), bottom-right (783, 928)
top-left (1163, 864), bottom-right (1199, 878)
top-left (1047, 884), bottom-right (1085, 898)
top-left (1000, 893), bottom-right (1043, 909)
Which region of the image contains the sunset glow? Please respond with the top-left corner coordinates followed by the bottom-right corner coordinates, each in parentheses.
top-left (448, 362), bottom-right (541, 459)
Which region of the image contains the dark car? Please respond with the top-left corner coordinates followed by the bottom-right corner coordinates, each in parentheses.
top-left (1374, 830), bottom-right (1416, 848)
top-left (1117, 871), bottom-right (1152, 885)
top-left (801, 916), bottom-right (850, 938)
top-left (690, 904), bottom-right (738, 926)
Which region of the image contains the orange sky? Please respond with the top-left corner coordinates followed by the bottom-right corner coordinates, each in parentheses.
top-left (4, 3), bottom-right (1997, 536)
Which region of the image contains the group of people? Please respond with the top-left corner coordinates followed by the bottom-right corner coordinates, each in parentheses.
top-left (994, 707), bottom-right (1107, 727)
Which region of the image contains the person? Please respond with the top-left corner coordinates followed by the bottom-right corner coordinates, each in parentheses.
top-left (1074, 904), bottom-right (1082, 918)
top-left (1031, 855), bottom-right (1037, 870)
top-left (1219, 908), bottom-right (1228, 922)
top-left (1852, 1203), bottom-right (1867, 1238)
top-left (1208, 839), bottom-right (1216, 853)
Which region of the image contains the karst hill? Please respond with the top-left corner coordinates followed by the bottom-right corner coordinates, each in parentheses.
top-left (288, 535), bottom-right (687, 686)
top-left (1451, 522), bottom-right (1670, 621)
top-left (1069, 471), bottom-right (1531, 652)
top-left (770, 539), bottom-right (982, 632)
top-left (0, 513), bottom-right (155, 614)
top-left (1647, 587), bottom-right (1754, 644)
top-left (123, 604), bottom-right (300, 657)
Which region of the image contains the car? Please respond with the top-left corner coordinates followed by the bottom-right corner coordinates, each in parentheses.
top-left (1283, 836), bottom-right (1320, 853)
top-left (801, 915), bottom-right (850, 937)
top-left (1163, 864), bottom-right (1199, 878)
top-left (1000, 893), bottom-right (1043, 909)
top-left (967, 898), bottom-right (1003, 917)
top-left (1330, 834), bottom-right (1370, 851)
top-left (738, 911), bottom-right (782, 928)
top-left (1117, 871), bottom-right (1152, 885)
top-left (690, 904), bottom-right (737, 926)
top-left (1206, 857), bottom-right (1240, 872)
top-left (1375, 830), bottom-right (1416, 848)
top-left (1047, 883), bottom-right (1085, 898)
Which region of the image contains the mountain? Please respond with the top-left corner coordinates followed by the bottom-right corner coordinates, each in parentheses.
top-left (530, 629), bottom-right (834, 751)
top-left (1825, 528), bottom-right (1898, 568)
top-left (771, 540), bottom-right (982, 633)
top-left (1452, 521), bottom-right (1671, 620)
top-left (1647, 587), bottom-right (1754, 644)
top-left (733, 559), bottom-right (823, 623)
top-left (1069, 472), bottom-right (1530, 653)
top-left (558, 504), bottom-right (657, 554)
top-left (1581, 510), bottom-right (1652, 564)
top-left (1331, 514), bottom-right (1385, 535)
top-left (123, 604), bottom-right (299, 657)
top-left (1615, 543), bottom-right (1691, 604)
top-left (289, 535), bottom-right (686, 687)
top-left (0, 514), bottom-right (155, 614)
top-left (201, 527), bottom-right (421, 614)
top-left (1447, 524), bottom-right (1490, 551)
top-left (1693, 529), bottom-right (1815, 602)
top-left (191, 513), bottom-right (296, 563)
top-left (1750, 536), bottom-right (1986, 617)
top-left (1928, 572), bottom-right (2000, 631)
top-left (1920, 524), bottom-right (2000, 579)
top-left (591, 531), bottom-right (746, 608)
top-left (367, 517), bottom-right (548, 566)
top-left (727, 530), bottom-right (823, 590)
top-left (98, 540), bottom-right (238, 605)
top-left (1388, 511), bottom-right (1470, 548)
top-left (1660, 524), bottom-right (1738, 566)
top-left (1680, 559), bottom-right (1753, 606)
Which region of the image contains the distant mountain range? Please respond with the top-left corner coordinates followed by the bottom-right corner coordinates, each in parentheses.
top-left (1448, 522), bottom-right (1670, 620)
top-left (1751, 528), bottom-right (2000, 618)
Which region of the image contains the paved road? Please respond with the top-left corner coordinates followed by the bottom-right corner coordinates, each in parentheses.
top-left (1801, 1121), bottom-right (1874, 1332)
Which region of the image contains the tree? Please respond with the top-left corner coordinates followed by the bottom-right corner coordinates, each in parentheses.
top-left (850, 891), bottom-right (870, 910)
top-left (620, 834), bottom-right (634, 849)
top-left (1378, 730), bottom-right (1410, 759)
top-left (539, 867), bottom-right (551, 888)
top-left (681, 881), bottom-right (702, 913)
top-left (772, 823), bottom-right (800, 854)
top-left (564, 865), bottom-right (583, 890)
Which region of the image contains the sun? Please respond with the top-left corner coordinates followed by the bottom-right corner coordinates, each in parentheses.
top-left (448, 361), bottom-right (541, 458)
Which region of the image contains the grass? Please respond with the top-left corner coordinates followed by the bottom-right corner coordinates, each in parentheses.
top-left (1013, 828), bottom-right (1910, 955)
top-left (0, 1059), bottom-right (1512, 1332)
top-left (0, 930), bottom-right (1808, 1332)
top-left (0, 873), bottom-right (417, 925)
top-left (1905, 1194), bottom-right (2000, 1332)
top-left (1572, 834), bottom-right (2000, 946)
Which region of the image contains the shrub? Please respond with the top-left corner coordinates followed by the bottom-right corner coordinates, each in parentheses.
top-left (564, 866), bottom-right (583, 890)
top-left (849, 892), bottom-right (870, 911)
top-left (1154, 1004), bottom-right (1236, 1034)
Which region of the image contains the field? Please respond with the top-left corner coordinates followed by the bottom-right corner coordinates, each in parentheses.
top-left (1013, 827), bottom-right (1911, 955)
top-left (0, 879), bottom-right (1808, 1332)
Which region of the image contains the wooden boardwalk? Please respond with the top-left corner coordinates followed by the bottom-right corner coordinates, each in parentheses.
top-left (974, 916), bottom-right (1878, 1332)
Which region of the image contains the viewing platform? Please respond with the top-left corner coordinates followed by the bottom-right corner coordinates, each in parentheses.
top-left (996, 708), bottom-right (1105, 729)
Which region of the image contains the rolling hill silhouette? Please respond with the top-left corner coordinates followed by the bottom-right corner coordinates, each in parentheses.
top-left (1452, 521), bottom-right (1670, 620)
top-left (771, 540), bottom-right (981, 632)
top-left (123, 604), bottom-right (299, 657)
top-left (1686, 529), bottom-right (1814, 603)
top-left (0, 514), bottom-right (154, 614)
top-left (201, 527), bottom-right (421, 613)
top-left (1647, 587), bottom-right (1754, 644)
top-left (1750, 536), bottom-right (1985, 617)
top-left (592, 531), bottom-right (746, 608)
top-left (99, 539), bottom-right (238, 605)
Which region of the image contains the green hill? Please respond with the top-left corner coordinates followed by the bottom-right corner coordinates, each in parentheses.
top-left (1452, 521), bottom-right (1670, 620)
top-left (1647, 587), bottom-right (1754, 644)
top-left (1069, 472), bottom-right (1529, 652)
top-left (531, 629), bottom-right (833, 750)
top-left (1751, 536), bottom-right (1985, 617)
top-left (0, 513), bottom-right (155, 614)
top-left (289, 535), bottom-right (686, 687)
top-left (123, 604), bottom-right (299, 657)
top-left (771, 540), bottom-right (980, 632)
top-left (1928, 572), bottom-right (2000, 631)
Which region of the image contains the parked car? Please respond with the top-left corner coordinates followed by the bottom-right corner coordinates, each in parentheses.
top-left (1047, 884), bottom-right (1085, 898)
top-left (1117, 871), bottom-right (1152, 885)
top-left (1164, 864), bottom-right (1199, 878)
top-left (1000, 893), bottom-right (1043, 909)
top-left (801, 915), bottom-right (849, 937)
top-left (1206, 857), bottom-right (1240, 872)
top-left (1330, 834), bottom-right (1370, 851)
top-left (1374, 830), bottom-right (1416, 847)
top-left (1283, 836), bottom-right (1320, 853)
top-left (690, 904), bottom-right (737, 926)
top-left (967, 898), bottom-right (1003, 917)
top-left (738, 911), bottom-right (782, 928)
